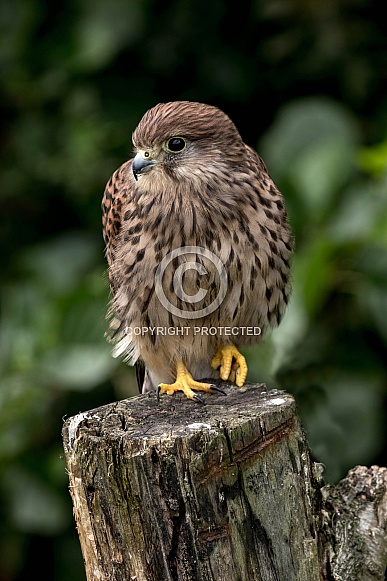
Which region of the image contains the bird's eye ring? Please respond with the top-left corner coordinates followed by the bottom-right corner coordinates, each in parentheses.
top-left (166, 137), bottom-right (186, 153)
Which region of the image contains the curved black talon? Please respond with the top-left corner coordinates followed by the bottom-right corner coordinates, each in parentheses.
top-left (192, 393), bottom-right (205, 404)
top-left (156, 385), bottom-right (161, 401)
top-left (209, 385), bottom-right (227, 395)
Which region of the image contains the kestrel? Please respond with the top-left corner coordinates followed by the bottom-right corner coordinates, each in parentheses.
top-left (102, 101), bottom-right (293, 402)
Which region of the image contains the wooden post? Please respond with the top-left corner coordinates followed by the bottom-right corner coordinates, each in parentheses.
top-left (62, 383), bottom-right (387, 581)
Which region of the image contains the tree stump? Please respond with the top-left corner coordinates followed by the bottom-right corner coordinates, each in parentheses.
top-left (63, 383), bottom-right (323, 580)
top-left (62, 383), bottom-right (387, 581)
top-left (324, 465), bottom-right (387, 580)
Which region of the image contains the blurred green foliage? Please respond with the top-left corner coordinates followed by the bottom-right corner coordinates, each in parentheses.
top-left (1, 0), bottom-right (387, 579)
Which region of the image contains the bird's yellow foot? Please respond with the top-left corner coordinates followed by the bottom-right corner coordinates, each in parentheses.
top-left (157, 362), bottom-right (225, 403)
top-left (211, 344), bottom-right (248, 387)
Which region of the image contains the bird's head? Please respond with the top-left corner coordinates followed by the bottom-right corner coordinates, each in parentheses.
top-left (131, 101), bottom-right (245, 188)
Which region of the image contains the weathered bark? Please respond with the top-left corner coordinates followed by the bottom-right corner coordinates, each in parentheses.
top-left (62, 383), bottom-right (387, 581)
top-left (323, 465), bottom-right (387, 581)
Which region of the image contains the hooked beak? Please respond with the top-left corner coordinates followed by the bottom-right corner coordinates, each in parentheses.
top-left (132, 152), bottom-right (157, 181)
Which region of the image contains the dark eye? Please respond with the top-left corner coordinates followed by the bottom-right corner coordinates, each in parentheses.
top-left (166, 137), bottom-right (186, 153)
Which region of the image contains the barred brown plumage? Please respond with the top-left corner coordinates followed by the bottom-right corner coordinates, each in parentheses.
top-left (102, 101), bottom-right (293, 401)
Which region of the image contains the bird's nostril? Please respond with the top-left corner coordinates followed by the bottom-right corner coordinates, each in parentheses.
top-left (132, 152), bottom-right (156, 180)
